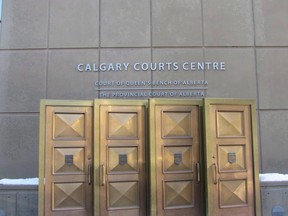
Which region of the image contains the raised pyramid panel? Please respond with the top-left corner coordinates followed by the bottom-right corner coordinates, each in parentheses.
top-left (53, 182), bottom-right (84, 210)
top-left (219, 180), bottom-right (247, 207)
top-left (162, 111), bottom-right (192, 138)
top-left (54, 148), bottom-right (84, 174)
top-left (108, 112), bottom-right (138, 139)
top-left (163, 146), bottom-right (193, 172)
top-left (53, 113), bottom-right (85, 139)
top-left (108, 147), bottom-right (138, 173)
top-left (218, 145), bottom-right (246, 172)
top-left (108, 182), bottom-right (139, 209)
top-left (164, 181), bottom-right (194, 208)
top-left (217, 111), bottom-right (244, 137)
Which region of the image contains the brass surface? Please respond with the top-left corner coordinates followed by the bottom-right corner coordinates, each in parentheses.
top-left (204, 98), bottom-right (261, 216)
top-left (96, 100), bottom-right (147, 216)
top-left (42, 103), bottom-right (93, 216)
top-left (38, 100), bottom-right (46, 216)
top-left (53, 113), bottom-right (85, 139)
top-left (219, 179), bottom-right (247, 208)
top-left (149, 99), bottom-right (203, 216)
top-left (108, 181), bottom-right (139, 209)
top-left (53, 148), bottom-right (85, 174)
top-left (108, 147), bottom-right (138, 173)
top-left (39, 98), bottom-right (261, 216)
top-left (216, 111), bottom-right (244, 137)
top-left (53, 182), bottom-right (85, 210)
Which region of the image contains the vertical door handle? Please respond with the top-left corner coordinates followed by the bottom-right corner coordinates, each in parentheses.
top-left (88, 164), bottom-right (92, 185)
top-left (212, 163), bottom-right (218, 184)
top-left (196, 163), bottom-right (200, 183)
top-left (101, 164), bottom-right (106, 186)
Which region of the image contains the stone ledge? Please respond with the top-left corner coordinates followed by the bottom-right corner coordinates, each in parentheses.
top-left (261, 181), bottom-right (288, 187)
top-left (0, 185), bottom-right (38, 190)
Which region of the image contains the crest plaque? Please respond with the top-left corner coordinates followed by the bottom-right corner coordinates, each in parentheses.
top-left (174, 153), bottom-right (182, 165)
top-left (65, 155), bottom-right (74, 166)
top-left (119, 154), bottom-right (127, 165)
top-left (228, 152), bottom-right (236, 164)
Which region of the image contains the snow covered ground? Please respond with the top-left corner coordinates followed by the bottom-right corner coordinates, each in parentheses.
top-left (0, 174), bottom-right (288, 185)
top-left (259, 173), bottom-right (288, 182)
top-left (0, 178), bottom-right (38, 185)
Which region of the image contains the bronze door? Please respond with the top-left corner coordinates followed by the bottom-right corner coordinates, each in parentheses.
top-left (149, 99), bottom-right (203, 216)
top-left (95, 101), bottom-right (147, 216)
top-left (204, 99), bottom-right (260, 216)
top-left (44, 105), bottom-right (93, 216)
top-left (39, 99), bottom-right (261, 216)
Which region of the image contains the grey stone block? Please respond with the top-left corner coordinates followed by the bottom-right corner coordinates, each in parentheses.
top-left (152, 0), bottom-right (202, 46)
top-left (205, 48), bottom-right (257, 99)
top-left (49, 0), bottom-right (99, 48)
top-left (0, 0), bottom-right (48, 49)
top-left (203, 0), bottom-right (254, 46)
top-left (260, 111), bottom-right (288, 173)
top-left (257, 49), bottom-right (288, 109)
top-left (254, 0), bottom-right (288, 46)
top-left (0, 51), bottom-right (46, 112)
top-left (17, 192), bottom-right (38, 216)
top-left (101, 0), bottom-right (150, 47)
top-left (47, 49), bottom-right (99, 100)
top-left (0, 115), bottom-right (39, 178)
top-left (0, 192), bottom-right (16, 216)
top-left (261, 182), bottom-right (288, 216)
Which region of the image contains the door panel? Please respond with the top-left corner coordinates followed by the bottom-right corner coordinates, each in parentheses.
top-left (45, 106), bottom-right (92, 216)
top-left (204, 99), bottom-right (260, 216)
top-left (96, 101), bottom-right (147, 216)
top-left (149, 99), bottom-right (203, 216)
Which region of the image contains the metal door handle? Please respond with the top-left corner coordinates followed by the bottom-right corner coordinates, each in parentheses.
top-left (196, 163), bottom-right (200, 183)
top-left (212, 163), bottom-right (218, 184)
top-left (88, 164), bottom-right (92, 185)
top-left (101, 164), bottom-right (105, 186)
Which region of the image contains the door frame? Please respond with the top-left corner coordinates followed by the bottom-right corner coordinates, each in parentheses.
top-left (203, 98), bottom-right (261, 216)
top-left (93, 99), bottom-right (148, 216)
top-left (148, 98), bottom-right (204, 216)
top-left (38, 99), bottom-right (94, 216)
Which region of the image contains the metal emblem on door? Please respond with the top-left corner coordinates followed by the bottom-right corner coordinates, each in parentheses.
top-left (119, 154), bottom-right (127, 165)
top-left (174, 153), bottom-right (182, 165)
top-left (228, 152), bottom-right (236, 164)
top-left (65, 155), bottom-right (74, 166)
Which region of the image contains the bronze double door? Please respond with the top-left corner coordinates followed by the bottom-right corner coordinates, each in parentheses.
top-left (94, 99), bottom-right (202, 216)
top-left (41, 99), bottom-right (260, 216)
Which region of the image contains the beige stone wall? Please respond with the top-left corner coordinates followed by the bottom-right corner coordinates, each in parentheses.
top-left (0, 0), bottom-right (288, 177)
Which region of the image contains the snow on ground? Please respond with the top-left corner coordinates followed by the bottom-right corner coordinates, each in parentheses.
top-left (0, 174), bottom-right (288, 185)
top-left (0, 178), bottom-right (38, 185)
top-left (259, 173), bottom-right (288, 182)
